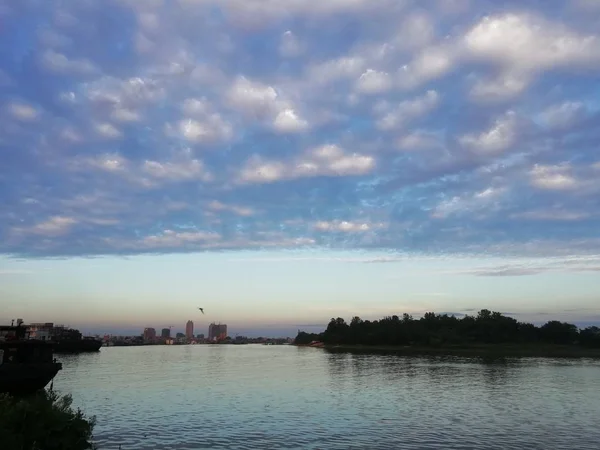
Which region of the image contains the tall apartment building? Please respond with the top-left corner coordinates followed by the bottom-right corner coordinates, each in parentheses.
top-left (143, 327), bottom-right (156, 341)
top-left (161, 328), bottom-right (170, 339)
top-left (208, 323), bottom-right (227, 341)
top-left (185, 320), bottom-right (194, 339)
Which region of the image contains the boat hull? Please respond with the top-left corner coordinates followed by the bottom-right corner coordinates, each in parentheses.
top-left (0, 362), bottom-right (62, 395)
top-left (53, 339), bottom-right (102, 353)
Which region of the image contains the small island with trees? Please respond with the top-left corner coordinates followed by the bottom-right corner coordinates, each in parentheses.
top-left (294, 310), bottom-right (600, 357)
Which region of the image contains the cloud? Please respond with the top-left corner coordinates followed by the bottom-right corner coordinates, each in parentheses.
top-left (467, 266), bottom-right (544, 277)
top-left (12, 217), bottom-right (78, 238)
top-left (355, 69), bottom-right (393, 95)
top-left (279, 31), bottom-right (304, 58)
top-left (465, 13), bottom-right (600, 66)
top-left (6, 102), bottom-right (39, 121)
top-left (459, 111), bottom-right (518, 154)
top-left (469, 71), bottom-right (529, 103)
top-left (40, 50), bottom-right (97, 75)
top-left (314, 220), bottom-right (385, 233)
top-left (538, 102), bottom-right (589, 130)
top-left (2, 1), bottom-right (600, 258)
top-left (207, 201), bottom-right (255, 217)
top-left (273, 109), bottom-right (308, 133)
top-left (530, 164), bottom-right (578, 191)
top-left (376, 90), bottom-right (440, 130)
top-left (94, 122), bottom-right (122, 139)
top-left (237, 144), bottom-right (375, 184)
top-left (139, 230), bottom-right (221, 249)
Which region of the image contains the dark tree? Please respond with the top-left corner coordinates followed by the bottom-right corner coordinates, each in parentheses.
top-left (295, 310), bottom-right (590, 350)
top-left (0, 390), bottom-right (96, 450)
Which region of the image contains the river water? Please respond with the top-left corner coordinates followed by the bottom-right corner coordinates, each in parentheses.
top-left (54, 345), bottom-right (600, 450)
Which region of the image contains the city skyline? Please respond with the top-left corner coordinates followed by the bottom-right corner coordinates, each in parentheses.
top-left (2, 1), bottom-right (600, 333)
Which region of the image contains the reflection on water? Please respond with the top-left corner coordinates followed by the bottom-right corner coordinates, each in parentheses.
top-left (54, 345), bottom-right (600, 450)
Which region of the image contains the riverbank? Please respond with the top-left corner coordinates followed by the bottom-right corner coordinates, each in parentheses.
top-left (299, 344), bottom-right (600, 358)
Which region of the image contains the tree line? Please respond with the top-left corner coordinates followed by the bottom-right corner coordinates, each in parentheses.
top-left (295, 310), bottom-right (600, 348)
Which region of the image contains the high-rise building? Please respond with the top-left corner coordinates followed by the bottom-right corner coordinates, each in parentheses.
top-left (161, 328), bottom-right (170, 339)
top-left (186, 320), bottom-right (194, 339)
top-left (143, 327), bottom-right (156, 341)
top-left (208, 323), bottom-right (228, 341)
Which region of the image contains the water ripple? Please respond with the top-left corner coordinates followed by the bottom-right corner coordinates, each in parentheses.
top-left (53, 346), bottom-right (600, 450)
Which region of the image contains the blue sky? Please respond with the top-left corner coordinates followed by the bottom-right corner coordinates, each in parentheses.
top-left (1, 0), bottom-right (600, 336)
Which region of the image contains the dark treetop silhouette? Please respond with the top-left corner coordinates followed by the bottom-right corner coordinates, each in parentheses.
top-left (295, 310), bottom-right (600, 350)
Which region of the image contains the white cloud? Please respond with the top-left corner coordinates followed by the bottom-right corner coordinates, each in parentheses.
top-left (511, 210), bottom-right (591, 221)
top-left (398, 46), bottom-right (455, 89)
top-left (459, 111), bottom-right (517, 154)
top-left (238, 144), bottom-right (375, 184)
top-left (94, 122), bottom-right (122, 139)
top-left (208, 0), bottom-right (389, 27)
top-left (141, 229), bottom-right (221, 249)
top-left (40, 50), bottom-right (96, 75)
top-left (355, 69), bottom-right (393, 94)
top-left (397, 131), bottom-right (442, 151)
top-left (464, 13), bottom-right (600, 72)
top-left (376, 90), bottom-right (439, 130)
top-left (111, 108), bottom-right (140, 122)
top-left (207, 201), bottom-right (255, 216)
top-left (314, 220), bottom-right (385, 232)
top-left (530, 164), bottom-right (578, 191)
top-left (432, 186), bottom-right (507, 218)
top-left (84, 153), bottom-right (129, 173)
top-left (71, 152), bottom-right (212, 186)
top-left (181, 98), bottom-right (210, 116)
top-left (279, 30), bottom-right (304, 57)
top-left (469, 71), bottom-right (529, 103)
top-left (307, 56), bottom-right (366, 85)
top-left (27, 216), bottom-right (78, 236)
top-left (226, 76), bottom-right (281, 119)
top-left (168, 98), bottom-right (233, 143)
top-left (539, 102), bottom-right (587, 130)
top-left (392, 11), bottom-right (436, 51)
top-left (142, 159), bottom-right (212, 182)
top-left (172, 116), bottom-right (233, 143)
top-left (7, 103), bottom-right (39, 121)
top-left (85, 76), bottom-right (165, 107)
top-left (273, 109), bottom-right (308, 133)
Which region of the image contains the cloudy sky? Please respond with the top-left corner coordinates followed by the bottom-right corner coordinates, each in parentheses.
top-left (1, 0), bottom-right (600, 336)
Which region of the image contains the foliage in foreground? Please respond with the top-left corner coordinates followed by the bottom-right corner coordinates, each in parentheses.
top-left (295, 309), bottom-right (600, 348)
top-left (0, 389), bottom-right (96, 450)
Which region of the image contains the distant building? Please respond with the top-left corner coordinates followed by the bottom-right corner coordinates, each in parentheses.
top-left (186, 320), bottom-right (194, 339)
top-left (161, 328), bottom-right (170, 339)
top-left (208, 323), bottom-right (227, 341)
top-left (197, 333), bottom-right (205, 339)
top-left (143, 327), bottom-right (156, 341)
top-left (176, 332), bottom-right (185, 339)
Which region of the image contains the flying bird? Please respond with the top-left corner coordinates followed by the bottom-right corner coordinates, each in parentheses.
top-left (198, 307), bottom-right (205, 314)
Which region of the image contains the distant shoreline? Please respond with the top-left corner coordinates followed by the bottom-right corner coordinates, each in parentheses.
top-left (296, 344), bottom-right (600, 358)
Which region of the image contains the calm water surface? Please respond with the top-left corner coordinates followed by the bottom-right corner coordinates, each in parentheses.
top-left (54, 345), bottom-right (600, 450)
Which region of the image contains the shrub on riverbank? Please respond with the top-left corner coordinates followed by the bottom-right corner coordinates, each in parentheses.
top-left (0, 390), bottom-right (96, 450)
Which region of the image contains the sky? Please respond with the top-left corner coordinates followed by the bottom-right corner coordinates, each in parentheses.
top-left (1, 0), bottom-right (600, 337)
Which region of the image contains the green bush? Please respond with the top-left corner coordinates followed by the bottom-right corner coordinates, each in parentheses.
top-left (0, 390), bottom-right (96, 450)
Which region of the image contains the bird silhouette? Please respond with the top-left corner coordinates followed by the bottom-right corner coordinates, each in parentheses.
top-left (198, 307), bottom-right (205, 314)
